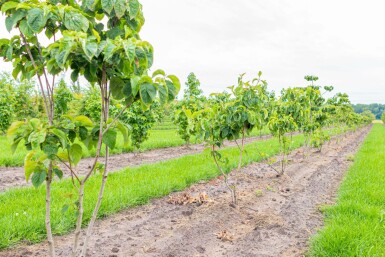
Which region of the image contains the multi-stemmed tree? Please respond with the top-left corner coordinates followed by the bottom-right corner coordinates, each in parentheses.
top-left (0, 1), bottom-right (180, 257)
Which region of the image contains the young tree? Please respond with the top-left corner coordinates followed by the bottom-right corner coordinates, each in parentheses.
top-left (54, 78), bottom-right (74, 119)
top-left (173, 72), bottom-right (205, 145)
top-left (0, 1), bottom-right (180, 257)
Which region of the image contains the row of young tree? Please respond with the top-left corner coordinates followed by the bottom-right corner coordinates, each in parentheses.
top-left (0, 0), bottom-right (372, 256)
top-left (173, 73), bottom-right (372, 204)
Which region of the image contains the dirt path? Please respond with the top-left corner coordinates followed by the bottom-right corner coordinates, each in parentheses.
top-left (0, 126), bottom-right (370, 257)
top-left (0, 134), bottom-right (272, 192)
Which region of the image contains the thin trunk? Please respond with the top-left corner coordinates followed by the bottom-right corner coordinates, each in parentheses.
top-left (46, 165), bottom-right (55, 257)
top-left (81, 146), bottom-right (109, 257)
top-left (71, 182), bottom-right (85, 257)
top-left (212, 145), bottom-right (237, 205)
top-left (237, 126), bottom-right (246, 171)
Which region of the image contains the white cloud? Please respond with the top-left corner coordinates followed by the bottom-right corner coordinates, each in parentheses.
top-left (1, 0), bottom-right (385, 103)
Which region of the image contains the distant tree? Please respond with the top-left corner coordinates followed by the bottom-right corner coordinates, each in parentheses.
top-left (54, 79), bottom-right (73, 119)
top-left (184, 72), bottom-right (203, 100)
top-left (360, 110), bottom-right (375, 121)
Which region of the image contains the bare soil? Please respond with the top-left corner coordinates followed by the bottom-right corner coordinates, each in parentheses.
top-left (0, 126), bottom-right (370, 257)
top-left (0, 134), bottom-right (271, 192)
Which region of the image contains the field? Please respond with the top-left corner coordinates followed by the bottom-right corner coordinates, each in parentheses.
top-left (0, 1), bottom-right (380, 256)
top-left (0, 124), bottom-right (373, 256)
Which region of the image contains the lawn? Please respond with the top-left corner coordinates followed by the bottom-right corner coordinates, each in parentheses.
top-left (309, 123), bottom-right (385, 257)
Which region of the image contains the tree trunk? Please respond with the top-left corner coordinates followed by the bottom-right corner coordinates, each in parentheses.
top-left (46, 165), bottom-right (55, 257)
top-left (80, 146), bottom-right (110, 257)
top-left (71, 182), bottom-right (85, 257)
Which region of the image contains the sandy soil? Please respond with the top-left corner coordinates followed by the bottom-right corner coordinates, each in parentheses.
top-left (0, 134), bottom-right (272, 192)
top-left (0, 126), bottom-right (370, 257)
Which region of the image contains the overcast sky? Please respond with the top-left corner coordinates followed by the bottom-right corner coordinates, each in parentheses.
top-left (1, 0), bottom-right (385, 104)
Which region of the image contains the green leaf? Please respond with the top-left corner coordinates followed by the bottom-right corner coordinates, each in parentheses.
top-left (103, 129), bottom-right (117, 149)
top-left (166, 80), bottom-right (177, 101)
top-left (11, 137), bottom-right (23, 154)
top-left (152, 69), bottom-right (165, 77)
top-left (52, 128), bottom-right (67, 148)
top-left (130, 76), bottom-right (140, 97)
top-left (103, 40), bottom-right (116, 61)
top-left (110, 77), bottom-right (124, 100)
top-left (64, 11), bottom-right (89, 32)
top-left (139, 82), bottom-right (156, 105)
top-left (157, 83), bottom-right (168, 105)
top-left (167, 75), bottom-right (181, 92)
top-left (1, 1), bottom-right (19, 12)
top-left (101, 0), bottom-right (114, 14)
top-left (6, 9), bottom-right (27, 32)
top-left (114, 0), bottom-right (126, 18)
top-left (6, 44), bottom-right (13, 60)
top-left (53, 168), bottom-right (63, 179)
top-left (5, 17), bottom-right (13, 32)
top-left (28, 130), bottom-right (46, 149)
top-left (128, 0), bottom-right (140, 19)
top-left (70, 70), bottom-right (79, 82)
top-left (122, 39), bottom-right (135, 62)
top-left (24, 151), bottom-right (38, 182)
top-left (7, 121), bottom-right (25, 136)
top-left (74, 115), bottom-right (94, 127)
top-left (69, 143), bottom-right (83, 166)
top-left (43, 143), bottom-right (59, 158)
top-left (32, 170), bottom-right (46, 188)
top-left (19, 20), bottom-right (33, 37)
top-left (82, 38), bottom-right (98, 61)
top-left (27, 8), bottom-right (45, 33)
top-left (116, 121), bottom-right (129, 147)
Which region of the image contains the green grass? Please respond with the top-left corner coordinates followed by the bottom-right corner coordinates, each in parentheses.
top-left (309, 124), bottom-right (385, 257)
top-left (0, 132), bottom-right (307, 249)
top-left (0, 126), bottom-right (271, 167)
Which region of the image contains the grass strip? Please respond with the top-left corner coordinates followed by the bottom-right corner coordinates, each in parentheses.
top-left (309, 124), bottom-right (385, 257)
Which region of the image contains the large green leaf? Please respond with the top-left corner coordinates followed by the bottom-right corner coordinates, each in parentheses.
top-left (69, 143), bottom-right (83, 166)
top-left (110, 77), bottom-right (125, 100)
top-left (1, 1), bottom-right (18, 12)
top-left (74, 115), bottom-right (94, 127)
top-left (31, 170), bottom-right (46, 188)
top-left (116, 121), bottom-right (129, 147)
top-left (167, 75), bottom-right (181, 92)
top-left (157, 82), bottom-right (168, 105)
top-left (152, 69), bottom-right (165, 77)
top-left (5, 9), bottom-right (26, 32)
top-left (27, 8), bottom-right (45, 33)
top-left (166, 80), bottom-right (177, 101)
top-left (114, 0), bottom-right (126, 18)
top-left (82, 38), bottom-right (98, 61)
top-left (64, 11), bottom-right (89, 32)
top-left (122, 39), bottom-right (135, 62)
top-left (24, 151), bottom-right (38, 182)
top-left (28, 130), bottom-right (47, 149)
top-left (101, 0), bottom-right (114, 14)
top-left (103, 129), bottom-right (117, 149)
top-left (19, 19), bottom-right (34, 37)
top-left (139, 82), bottom-right (156, 105)
top-left (128, 0), bottom-right (140, 19)
top-left (51, 128), bottom-right (67, 148)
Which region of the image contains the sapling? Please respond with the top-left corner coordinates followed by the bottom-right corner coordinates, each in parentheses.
top-left (0, 1), bottom-right (180, 257)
